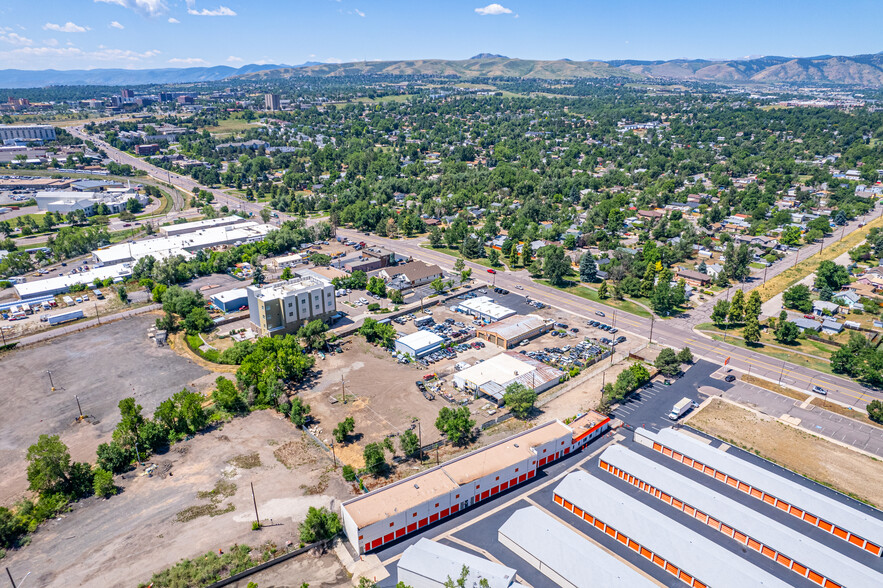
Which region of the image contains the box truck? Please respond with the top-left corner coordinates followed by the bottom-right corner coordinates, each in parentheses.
top-left (668, 397), bottom-right (693, 421)
top-left (48, 309), bottom-right (84, 325)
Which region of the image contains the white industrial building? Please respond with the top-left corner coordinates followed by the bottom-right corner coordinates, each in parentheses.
top-left (246, 272), bottom-right (336, 336)
top-left (14, 264), bottom-right (131, 300)
top-left (160, 215), bottom-right (249, 236)
top-left (394, 330), bottom-right (444, 358)
top-left (340, 414), bottom-right (610, 554)
top-left (453, 351), bottom-right (563, 405)
top-left (458, 296), bottom-right (516, 322)
top-left (0, 124), bottom-right (56, 142)
top-left (398, 538), bottom-right (527, 588)
top-left (34, 189), bottom-right (149, 215)
top-left (498, 506), bottom-right (658, 587)
top-left (92, 221), bottom-right (273, 265)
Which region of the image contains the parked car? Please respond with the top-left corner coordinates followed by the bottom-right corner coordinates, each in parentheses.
top-left (724, 375), bottom-right (736, 383)
top-left (812, 385), bottom-right (829, 396)
top-left (487, 269), bottom-right (496, 274)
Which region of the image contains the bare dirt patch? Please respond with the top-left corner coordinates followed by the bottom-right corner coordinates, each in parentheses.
top-left (687, 398), bottom-right (883, 506)
top-left (228, 452), bottom-right (262, 469)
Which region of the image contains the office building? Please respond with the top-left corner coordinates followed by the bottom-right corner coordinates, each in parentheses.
top-left (34, 189), bottom-right (148, 216)
top-left (121, 89), bottom-right (135, 99)
top-left (159, 92), bottom-right (174, 102)
top-left (0, 124), bottom-right (56, 142)
top-left (264, 93), bottom-right (281, 111)
top-left (246, 272), bottom-right (336, 336)
top-left (134, 144), bottom-right (159, 156)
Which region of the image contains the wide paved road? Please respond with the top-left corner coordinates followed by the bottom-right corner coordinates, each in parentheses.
top-left (73, 125), bottom-right (882, 411)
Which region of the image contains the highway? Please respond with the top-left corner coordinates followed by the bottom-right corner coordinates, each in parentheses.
top-left (71, 125), bottom-right (883, 411)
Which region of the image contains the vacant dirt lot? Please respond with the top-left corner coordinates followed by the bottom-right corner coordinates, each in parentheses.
top-left (687, 398), bottom-right (883, 507)
top-left (0, 315), bottom-right (211, 504)
top-left (1, 411), bottom-right (354, 588)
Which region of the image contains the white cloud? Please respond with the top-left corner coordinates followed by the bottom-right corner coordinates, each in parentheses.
top-left (94, 0), bottom-right (168, 17)
top-left (0, 31), bottom-right (34, 46)
top-left (168, 17), bottom-right (180, 23)
top-left (226, 55), bottom-right (243, 63)
top-left (0, 45), bottom-right (159, 63)
top-left (110, 21), bottom-right (125, 29)
top-left (168, 57), bottom-right (209, 65)
top-left (45, 38), bottom-right (59, 46)
top-left (185, 1), bottom-right (236, 16)
top-left (353, 9), bottom-right (366, 17)
top-left (43, 22), bottom-right (90, 33)
top-left (474, 3), bottom-right (512, 16)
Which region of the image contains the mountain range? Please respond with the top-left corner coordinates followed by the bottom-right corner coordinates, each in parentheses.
top-left (5, 52), bottom-right (883, 88)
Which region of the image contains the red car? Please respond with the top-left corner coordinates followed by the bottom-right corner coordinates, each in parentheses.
top-left (804, 314), bottom-right (815, 319)
top-left (487, 269), bottom-right (496, 274)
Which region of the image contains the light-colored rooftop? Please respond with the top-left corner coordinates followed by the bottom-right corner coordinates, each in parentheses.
top-left (397, 330), bottom-right (444, 350)
top-left (160, 215), bottom-right (247, 234)
top-left (399, 538), bottom-right (522, 588)
top-left (478, 314), bottom-right (547, 340)
top-left (459, 296), bottom-right (516, 320)
top-left (251, 275), bottom-right (330, 301)
top-left (210, 288), bottom-right (248, 303)
top-left (456, 352), bottom-right (537, 388)
top-left (14, 264), bottom-right (131, 299)
top-left (343, 468), bottom-right (459, 529)
top-left (499, 506), bottom-right (658, 587)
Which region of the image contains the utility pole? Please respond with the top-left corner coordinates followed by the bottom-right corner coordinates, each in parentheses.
top-left (648, 315), bottom-right (655, 345)
top-left (417, 421), bottom-right (423, 462)
top-left (251, 482), bottom-right (260, 527)
top-left (94, 302), bottom-right (100, 325)
top-left (330, 439), bottom-right (337, 468)
top-left (75, 395), bottom-right (83, 419)
top-left (47, 370), bottom-right (55, 392)
top-left (134, 441), bottom-right (142, 466)
top-left (778, 360), bottom-right (786, 386)
top-left (341, 375), bottom-right (347, 405)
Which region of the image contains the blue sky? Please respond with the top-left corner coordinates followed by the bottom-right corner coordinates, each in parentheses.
top-left (1, 1), bottom-right (881, 70)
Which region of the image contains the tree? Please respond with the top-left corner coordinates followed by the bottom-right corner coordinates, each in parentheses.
top-left (783, 284), bottom-right (813, 313)
top-left (333, 416), bottom-right (355, 444)
top-left (528, 258), bottom-right (543, 277)
top-left (503, 383), bottom-right (537, 419)
top-left (93, 468), bottom-right (117, 498)
top-left (435, 406), bottom-right (475, 445)
top-left (358, 318), bottom-right (397, 346)
top-left (815, 261), bottom-right (850, 291)
top-left (774, 310), bottom-right (800, 344)
top-left (697, 260), bottom-right (708, 274)
top-left (260, 208), bottom-right (271, 223)
top-left (453, 258), bottom-right (465, 273)
top-left (281, 266), bottom-right (293, 280)
top-left (366, 276), bottom-right (387, 297)
top-left (746, 290), bottom-right (762, 320)
top-left (460, 235), bottom-right (483, 259)
top-left (363, 443), bottom-right (388, 475)
top-left (96, 441), bottom-right (133, 474)
top-left (252, 263), bottom-right (265, 285)
top-left (429, 226), bottom-right (443, 247)
top-left (213, 376), bottom-right (245, 413)
top-left (311, 253), bottom-right (331, 266)
top-left (488, 248), bottom-right (500, 266)
top-left (654, 348), bottom-right (681, 376)
top-left (235, 335), bottom-right (315, 406)
top-left (117, 286), bottom-right (128, 304)
top-left (711, 300), bottom-right (730, 325)
top-left (508, 246), bottom-right (518, 269)
top-left (298, 319), bottom-right (329, 350)
top-left (868, 400), bottom-right (883, 424)
top-left (430, 277), bottom-right (445, 294)
top-left (298, 506), bottom-right (342, 543)
top-left (155, 389), bottom-right (208, 436)
top-left (0, 506), bottom-right (26, 549)
top-left (579, 253), bottom-right (597, 282)
top-left (184, 306), bottom-right (212, 334)
top-left (289, 397), bottom-right (311, 426)
top-left (26, 434), bottom-right (71, 495)
top-left (676, 347), bottom-right (693, 364)
top-left (543, 246), bottom-right (570, 286)
top-left (399, 429), bottom-right (420, 458)
top-left (743, 314), bottom-right (761, 345)
top-left (460, 267), bottom-right (472, 283)
top-left (597, 281), bottom-right (609, 299)
top-left (780, 226), bottom-right (802, 246)
top-left (113, 397), bottom-right (144, 447)
top-left (728, 289), bottom-right (745, 324)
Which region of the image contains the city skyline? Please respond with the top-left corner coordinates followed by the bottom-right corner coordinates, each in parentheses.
top-left (0, 0), bottom-right (882, 70)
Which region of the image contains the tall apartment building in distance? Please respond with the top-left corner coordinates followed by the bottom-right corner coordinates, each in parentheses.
top-left (246, 271), bottom-right (336, 336)
top-left (121, 89), bottom-right (135, 99)
top-left (264, 93), bottom-right (281, 111)
top-left (0, 124), bottom-right (56, 142)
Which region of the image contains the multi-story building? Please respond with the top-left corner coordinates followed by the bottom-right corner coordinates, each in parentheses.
top-left (246, 272), bottom-right (336, 336)
top-left (121, 89), bottom-right (135, 99)
top-left (134, 144), bottom-right (160, 156)
top-left (264, 93), bottom-right (281, 111)
top-left (0, 124), bottom-right (56, 142)
top-left (34, 189), bottom-right (148, 216)
top-left (159, 92), bottom-right (174, 102)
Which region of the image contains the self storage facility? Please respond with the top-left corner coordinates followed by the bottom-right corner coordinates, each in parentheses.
top-left (340, 413), bottom-right (609, 554)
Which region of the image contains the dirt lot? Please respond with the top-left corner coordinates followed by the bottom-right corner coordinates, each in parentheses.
top-left (227, 550), bottom-right (347, 588)
top-left (687, 398), bottom-right (883, 507)
top-left (1, 411), bottom-right (354, 588)
top-left (0, 314), bottom-right (210, 504)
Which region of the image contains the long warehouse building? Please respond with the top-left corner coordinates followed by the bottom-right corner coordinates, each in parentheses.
top-left (498, 506), bottom-right (658, 587)
top-left (635, 427), bottom-right (883, 556)
top-left (599, 444), bottom-right (883, 588)
top-left (553, 471), bottom-right (792, 588)
top-left (341, 413), bottom-right (610, 554)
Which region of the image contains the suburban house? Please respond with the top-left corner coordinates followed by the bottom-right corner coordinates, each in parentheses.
top-left (821, 319), bottom-right (844, 335)
top-left (705, 263), bottom-right (724, 278)
top-left (380, 260), bottom-right (444, 290)
top-left (675, 268), bottom-right (712, 287)
top-left (832, 291), bottom-right (863, 310)
top-left (792, 317), bottom-right (822, 332)
top-left (812, 300), bottom-right (840, 316)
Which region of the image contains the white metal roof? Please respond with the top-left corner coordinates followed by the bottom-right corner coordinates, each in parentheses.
top-left (14, 264), bottom-right (132, 299)
top-left (554, 471), bottom-right (792, 588)
top-left (455, 352), bottom-right (535, 388)
top-left (160, 215), bottom-right (246, 234)
top-left (601, 445), bottom-right (883, 588)
top-left (210, 288), bottom-right (248, 303)
top-left (498, 506), bottom-right (657, 587)
top-left (398, 538), bottom-right (522, 588)
top-left (458, 296), bottom-right (516, 320)
top-left (640, 427), bottom-right (883, 548)
top-left (396, 330), bottom-right (443, 350)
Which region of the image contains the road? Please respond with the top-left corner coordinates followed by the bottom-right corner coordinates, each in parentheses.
top-left (72, 124), bottom-right (883, 412)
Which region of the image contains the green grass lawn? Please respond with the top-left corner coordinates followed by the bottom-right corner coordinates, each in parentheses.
top-left (750, 262), bottom-right (767, 269)
top-left (202, 117), bottom-right (256, 134)
top-left (419, 244), bottom-right (501, 270)
top-left (537, 279), bottom-right (652, 318)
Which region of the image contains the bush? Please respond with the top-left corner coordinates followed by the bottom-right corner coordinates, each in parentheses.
top-left (362, 443), bottom-right (388, 476)
top-left (503, 383), bottom-right (537, 419)
top-left (867, 400), bottom-right (883, 424)
top-left (92, 468), bottom-right (117, 498)
top-left (0, 506), bottom-right (26, 549)
top-left (342, 465), bottom-right (357, 482)
top-left (367, 302), bottom-right (380, 311)
top-left (298, 506), bottom-right (342, 543)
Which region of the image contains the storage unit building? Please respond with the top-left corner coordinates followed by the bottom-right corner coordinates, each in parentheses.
top-left (598, 445), bottom-right (882, 588)
top-left (498, 506), bottom-right (658, 588)
top-left (634, 427), bottom-right (883, 556)
top-left (341, 415), bottom-right (609, 554)
top-left (394, 330), bottom-right (444, 358)
top-left (398, 538), bottom-right (526, 588)
top-left (553, 471), bottom-right (792, 588)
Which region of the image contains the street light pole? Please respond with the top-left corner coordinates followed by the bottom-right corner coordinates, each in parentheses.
top-left (648, 315), bottom-right (655, 345)
top-left (47, 370), bottom-right (55, 392)
top-left (778, 360), bottom-right (786, 386)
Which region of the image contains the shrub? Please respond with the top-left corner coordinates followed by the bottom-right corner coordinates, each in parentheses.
top-left (298, 507), bottom-right (342, 543)
top-left (92, 468), bottom-right (117, 498)
top-left (341, 465), bottom-right (357, 482)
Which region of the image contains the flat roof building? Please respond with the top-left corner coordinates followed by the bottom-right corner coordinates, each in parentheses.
top-left (14, 264), bottom-right (131, 300)
top-left (453, 351), bottom-right (563, 405)
top-left (399, 538), bottom-right (525, 588)
top-left (395, 330), bottom-right (444, 358)
top-left (458, 296), bottom-right (516, 322)
top-left (210, 288), bottom-right (248, 313)
top-left (0, 124), bottom-right (56, 142)
top-left (498, 506), bottom-right (658, 587)
top-left (341, 416), bottom-right (610, 554)
top-left (476, 314), bottom-right (550, 348)
top-left (34, 189), bottom-right (148, 216)
top-left (246, 272), bottom-right (336, 336)
top-left (160, 215), bottom-right (249, 237)
top-left (93, 221), bottom-right (273, 266)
